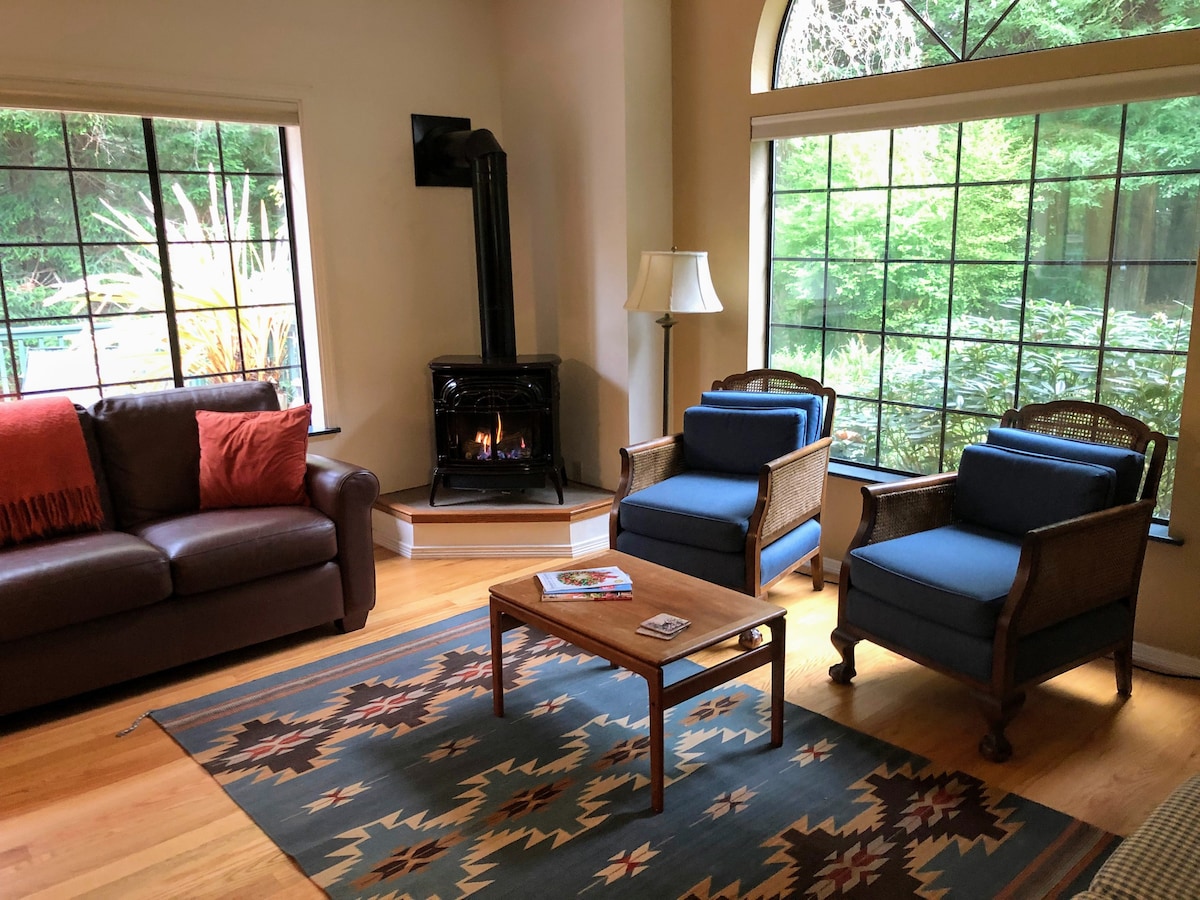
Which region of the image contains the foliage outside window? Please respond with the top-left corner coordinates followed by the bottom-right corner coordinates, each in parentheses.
top-left (776, 0), bottom-right (1200, 88)
top-left (0, 108), bottom-right (311, 411)
top-left (768, 96), bottom-right (1200, 520)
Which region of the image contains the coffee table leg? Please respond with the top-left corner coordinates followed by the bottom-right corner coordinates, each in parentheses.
top-left (490, 601), bottom-right (504, 718)
top-left (648, 669), bottom-right (664, 813)
top-left (767, 617), bottom-right (785, 747)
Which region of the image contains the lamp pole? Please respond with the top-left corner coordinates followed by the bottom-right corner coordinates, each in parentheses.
top-left (657, 312), bottom-right (676, 435)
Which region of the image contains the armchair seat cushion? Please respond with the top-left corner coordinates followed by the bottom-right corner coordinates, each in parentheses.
top-left (618, 471), bottom-right (758, 553)
top-left (849, 524), bottom-right (1022, 637)
top-left (700, 391), bottom-right (823, 445)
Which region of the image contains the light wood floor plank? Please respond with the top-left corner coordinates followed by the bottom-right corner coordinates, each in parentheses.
top-left (1, 548), bottom-right (1198, 897)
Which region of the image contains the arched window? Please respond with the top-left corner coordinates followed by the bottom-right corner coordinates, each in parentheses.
top-left (776, 0), bottom-right (1200, 88)
top-left (765, 1), bottom-right (1200, 521)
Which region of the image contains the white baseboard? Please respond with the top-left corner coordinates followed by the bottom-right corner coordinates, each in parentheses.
top-left (1133, 642), bottom-right (1200, 678)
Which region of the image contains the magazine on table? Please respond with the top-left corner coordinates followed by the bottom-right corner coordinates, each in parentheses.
top-left (636, 613), bottom-right (690, 639)
top-left (536, 566), bottom-right (633, 595)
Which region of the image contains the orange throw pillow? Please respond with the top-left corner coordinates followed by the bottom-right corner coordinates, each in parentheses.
top-left (197, 405), bottom-right (312, 509)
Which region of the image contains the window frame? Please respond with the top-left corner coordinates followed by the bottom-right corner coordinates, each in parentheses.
top-left (0, 107), bottom-right (328, 428)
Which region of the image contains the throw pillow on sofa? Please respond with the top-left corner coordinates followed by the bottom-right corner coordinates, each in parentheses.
top-left (197, 404), bottom-right (312, 509)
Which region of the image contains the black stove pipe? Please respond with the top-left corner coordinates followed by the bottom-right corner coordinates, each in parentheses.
top-left (432, 128), bottom-right (517, 361)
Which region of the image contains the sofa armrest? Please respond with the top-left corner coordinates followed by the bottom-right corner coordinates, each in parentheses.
top-left (1003, 499), bottom-right (1155, 636)
top-left (851, 472), bottom-right (958, 550)
top-left (306, 454), bottom-right (381, 631)
top-left (610, 434), bottom-right (686, 547)
top-left (756, 437), bottom-right (832, 545)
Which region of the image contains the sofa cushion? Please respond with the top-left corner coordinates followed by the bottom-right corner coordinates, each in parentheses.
top-left (849, 523), bottom-right (1023, 637)
top-left (197, 405), bottom-right (311, 509)
top-left (682, 405), bottom-right (805, 475)
top-left (619, 470), bottom-right (759, 553)
top-left (131, 507), bottom-right (337, 596)
top-left (700, 391), bottom-right (824, 444)
top-left (0, 532), bottom-right (171, 642)
top-left (954, 443), bottom-right (1116, 536)
top-left (91, 382), bottom-right (280, 529)
top-left (985, 426), bottom-right (1146, 505)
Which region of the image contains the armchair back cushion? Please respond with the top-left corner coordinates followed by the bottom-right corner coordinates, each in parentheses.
top-left (954, 443), bottom-right (1117, 536)
top-left (700, 391), bottom-right (823, 445)
top-left (682, 406), bottom-right (806, 475)
top-left (985, 427), bottom-right (1145, 505)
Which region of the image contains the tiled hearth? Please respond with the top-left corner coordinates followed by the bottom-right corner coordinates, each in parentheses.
top-left (372, 483), bottom-right (613, 558)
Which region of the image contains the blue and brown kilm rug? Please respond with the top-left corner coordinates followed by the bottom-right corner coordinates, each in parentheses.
top-left (153, 610), bottom-right (1116, 899)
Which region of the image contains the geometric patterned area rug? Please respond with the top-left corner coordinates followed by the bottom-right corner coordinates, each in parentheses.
top-left (152, 609), bottom-right (1117, 899)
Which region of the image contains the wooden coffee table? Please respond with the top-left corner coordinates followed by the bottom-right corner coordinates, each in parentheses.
top-left (488, 550), bottom-right (785, 813)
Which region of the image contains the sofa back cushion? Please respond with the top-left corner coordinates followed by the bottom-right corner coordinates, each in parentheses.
top-left (700, 390), bottom-right (824, 444)
top-left (954, 443), bottom-right (1117, 536)
top-left (91, 382), bottom-right (280, 529)
top-left (985, 426), bottom-right (1146, 505)
top-left (683, 405), bottom-right (805, 475)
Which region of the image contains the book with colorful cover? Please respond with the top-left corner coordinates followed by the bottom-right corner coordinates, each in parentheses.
top-left (536, 566), bottom-right (633, 595)
top-left (541, 590), bottom-right (634, 602)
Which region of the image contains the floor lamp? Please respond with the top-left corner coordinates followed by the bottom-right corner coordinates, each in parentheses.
top-left (624, 250), bottom-right (723, 435)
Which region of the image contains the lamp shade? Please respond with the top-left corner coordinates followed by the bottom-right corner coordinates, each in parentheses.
top-left (624, 250), bottom-right (723, 314)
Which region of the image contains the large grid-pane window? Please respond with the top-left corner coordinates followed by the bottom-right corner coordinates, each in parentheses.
top-left (0, 108), bottom-right (312, 411)
top-left (767, 96), bottom-right (1200, 520)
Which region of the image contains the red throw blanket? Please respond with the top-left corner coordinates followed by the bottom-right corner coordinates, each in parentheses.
top-left (0, 396), bottom-right (104, 545)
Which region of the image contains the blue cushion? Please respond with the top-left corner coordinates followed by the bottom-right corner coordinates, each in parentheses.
top-left (954, 443), bottom-right (1116, 536)
top-left (700, 391), bottom-right (824, 444)
top-left (844, 586), bottom-right (1132, 684)
top-left (616, 531), bottom-right (745, 591)
top-left (618, 471), bottom-right (758, 553)
top-left (616, 517), bottom-right (821, 593)
top-left (682, 406), bottom-right (805, 475)
top-left (985, 427), bottom-right (1145, 505)
top-left (849, 524), bottom-right (1022, 637)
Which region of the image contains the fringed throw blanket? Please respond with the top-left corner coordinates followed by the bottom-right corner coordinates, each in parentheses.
top-left (0, 397), bottom-right (104, 546)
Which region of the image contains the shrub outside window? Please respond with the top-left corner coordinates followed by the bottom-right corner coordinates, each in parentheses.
top-left (0, 108), bottom-right (315, 413)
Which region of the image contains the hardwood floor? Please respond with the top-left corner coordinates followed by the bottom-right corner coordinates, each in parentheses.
top-left (3, 548), bottom-right (1199, 898)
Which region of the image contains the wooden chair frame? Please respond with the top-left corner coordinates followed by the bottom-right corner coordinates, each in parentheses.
top-left (710, 368), bottom-right (837, 441)
top-left (829, 400), bottom-right (1165, 762)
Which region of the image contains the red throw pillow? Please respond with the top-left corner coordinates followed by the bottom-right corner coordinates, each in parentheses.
top-left (197, 405), bottom-right (312, 509)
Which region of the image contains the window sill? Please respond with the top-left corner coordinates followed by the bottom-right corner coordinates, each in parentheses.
top-left (828, 461), bottom-right (1182, 546)
top-left (309, 426), bottom-right (341, 438)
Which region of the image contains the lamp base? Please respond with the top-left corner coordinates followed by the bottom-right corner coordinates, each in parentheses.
top-left (657, 313), bottom-right (677, 435)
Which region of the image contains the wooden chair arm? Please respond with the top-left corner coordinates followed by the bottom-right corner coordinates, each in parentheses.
top-left (610, 434), bottom-right (685, 546)
top-left (756, 437), bottom-right (832, 545)
top-left (851, 472), bottom-right (958, 550)
top-left (1002, 499), bottom-right (1155, 637)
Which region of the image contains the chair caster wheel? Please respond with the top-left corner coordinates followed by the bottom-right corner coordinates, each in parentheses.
top-left (738, 628), bottom-right (763, 650)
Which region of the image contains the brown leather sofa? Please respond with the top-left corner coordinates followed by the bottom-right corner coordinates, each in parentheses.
top-left (0, 382), bottom-right (380, 717)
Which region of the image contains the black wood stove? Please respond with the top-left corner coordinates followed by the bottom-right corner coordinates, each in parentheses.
top-left (415, 117), bottom-right (565, 506)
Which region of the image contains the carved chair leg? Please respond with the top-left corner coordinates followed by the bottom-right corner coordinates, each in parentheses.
top-left (1114, 644), bottom-right (1134, 697)
top-left (828, 628), bottom-right (858, 684)
top-left (810, 552), bottom-right (824, 591)
top-left (973, 689), bottom-right (1025, 763)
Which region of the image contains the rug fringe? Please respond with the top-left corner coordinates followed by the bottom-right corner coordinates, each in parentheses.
top-left (116, 711), bottom-right (152, 737)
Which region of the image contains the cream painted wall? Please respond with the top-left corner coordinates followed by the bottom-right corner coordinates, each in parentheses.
top-left (671, 1), bottom-right (1200, 660)
top-left (496, 0), bottom-right (672, 486)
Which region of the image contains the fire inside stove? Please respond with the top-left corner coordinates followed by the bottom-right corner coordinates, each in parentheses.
top-left (464, 413), bottom-right (531, 461)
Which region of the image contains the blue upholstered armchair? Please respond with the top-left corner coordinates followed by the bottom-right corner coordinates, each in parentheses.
top-left (830, 400), bottom-right (1166, 762)
top-left (610, 399), bottom-right (833, 631)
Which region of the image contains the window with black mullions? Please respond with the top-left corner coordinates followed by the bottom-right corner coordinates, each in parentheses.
top-left (0, 107), bottom-right (313, 412)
